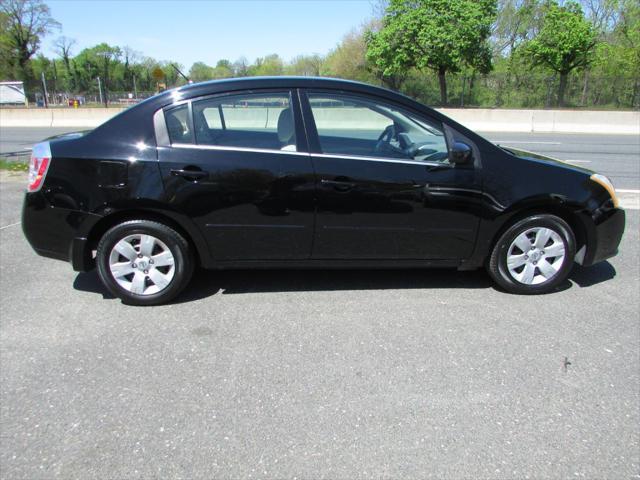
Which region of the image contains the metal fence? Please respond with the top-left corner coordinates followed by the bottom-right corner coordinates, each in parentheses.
top-left (27, 91), bottom-right (157, 107)
top-left (7, 73), bottom-right (640, 110)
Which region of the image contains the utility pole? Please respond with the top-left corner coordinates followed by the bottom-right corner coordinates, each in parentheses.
top-left (97, 76), bottom-right (103, 106)
top-left (133, 75), bottom-right (138, 99)
top-left (41, 72), bottom-right (49, 108)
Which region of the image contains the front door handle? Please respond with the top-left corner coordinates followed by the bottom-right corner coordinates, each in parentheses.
top-left (170, 168), bottom-right (208, 181)
top-left (321, 178), bottom-right (356, 192)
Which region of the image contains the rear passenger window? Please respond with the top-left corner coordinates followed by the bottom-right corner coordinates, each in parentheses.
top-left (164, 104), bottom-right (193, 144)
top-left (192, 92), bottom-right (296, 151)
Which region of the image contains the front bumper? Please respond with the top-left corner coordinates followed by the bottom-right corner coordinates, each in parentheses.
top-left (582, 207), bottom-right (625, 266)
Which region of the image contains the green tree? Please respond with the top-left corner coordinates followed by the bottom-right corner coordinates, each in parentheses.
top-left (0, 11), bottom-right (13, 78)
top-left (0, 0), bottom-right (59, 85)
top-left (212, 59), bottom-right (233, 78)
top-left (492, 0), bottom-right (543, 55)
top-left (613, 0), bottom-right (639, 74)
top-left (232, 56), bottom-right (249, 76)
top-left (364, 21), bottom-right (408, 89)
top-left (92, 43), bottom-right (120, 103)
top-left (188, 61), bottom-right (214, 81)
top-left (522, 1), bottom-right (598, 106)
top-left (366, 0), bottom-right (497, 105)
top-left (287, 54), bottom-right (323, 76)
top-left (71, 43), bottom-right (122, 102)
top-left (321, 26), bottom-right (376, 84)
top-left (121, 46), bottom-right (142, 92)
top-left (249, 54), bottom-right (284, 76)
top-left (161, 62), bottom-right (187, 87)
top-left (53, 35), bottom-right (75, 90)
top-left (590, 0), bottom-right (639, 106)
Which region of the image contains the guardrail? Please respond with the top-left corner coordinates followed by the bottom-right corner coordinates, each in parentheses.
top-left (439, 108), bottom-right (640, 135)
top-left (0, 108), bottom-right (119, 128)
top-left (1, 107), bottom-right (638, 134)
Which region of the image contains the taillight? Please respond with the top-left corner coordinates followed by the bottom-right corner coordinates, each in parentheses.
top-left (28, 142), bottom-right (51, 192)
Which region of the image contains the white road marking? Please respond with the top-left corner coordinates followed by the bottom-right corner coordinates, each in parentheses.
top-left (563, 160), bottom-right (592, 164)
top-left (494, 141), bottom-right (562, 145)
top-left (618, 190), bottom-right (640, 210)
top-left (0, 221), bottom-right (21, 230)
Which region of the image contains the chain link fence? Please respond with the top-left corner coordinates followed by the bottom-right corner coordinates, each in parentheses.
top-left (5, 73), bottom-right (639, 110)
top-left (27, 90), bottom-right (157, 107)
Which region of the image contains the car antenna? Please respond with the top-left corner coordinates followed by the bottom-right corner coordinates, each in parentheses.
top-left (171, 63), bottom-right (192, 84)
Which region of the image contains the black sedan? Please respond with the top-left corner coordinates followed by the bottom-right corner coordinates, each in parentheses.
top-left (22, 77), bottom-right (625, 305)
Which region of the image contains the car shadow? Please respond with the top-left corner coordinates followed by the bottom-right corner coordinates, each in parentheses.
top-left (72, 260), bottom-right (617, 304)
top-left (569, 261), bottom-right (617, 288)
top-left (177, 268), bottom-right (493, 302)
top-left (73, 271), bottom-right (116, 299)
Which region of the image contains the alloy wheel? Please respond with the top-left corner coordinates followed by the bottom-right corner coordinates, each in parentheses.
top-left (506, 227), bottom-right (566, 285)
top-left (108, 234), bottom-right (176, 295)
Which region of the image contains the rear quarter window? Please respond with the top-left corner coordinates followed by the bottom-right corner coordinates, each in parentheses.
top-left (164, 104), bottom-right (193, 144)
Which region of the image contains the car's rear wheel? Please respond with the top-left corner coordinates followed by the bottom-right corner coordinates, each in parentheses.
top-left (488, 214), bottom-right (576, 294)
top-left (96, 220), bottom-right (193, 306)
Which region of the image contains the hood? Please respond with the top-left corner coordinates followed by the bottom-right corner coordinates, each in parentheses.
top-left (499, 145), bottom-right (594, 175)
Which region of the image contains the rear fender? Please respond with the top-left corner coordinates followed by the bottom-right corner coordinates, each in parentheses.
top-left (78, 202), bottom-right (213, 270)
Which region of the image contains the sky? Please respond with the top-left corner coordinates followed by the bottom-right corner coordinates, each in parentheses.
top-left (43, 0), bottom-right (376, 67)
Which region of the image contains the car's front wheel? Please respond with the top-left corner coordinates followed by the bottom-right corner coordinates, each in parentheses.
top-left (488, 214), bottom-right (576, 294)
top-left (96, 220), bottom-right (194, 306)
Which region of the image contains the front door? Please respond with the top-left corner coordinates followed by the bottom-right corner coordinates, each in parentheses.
top-left (157, 90), bottom-right (315, 261)
top-left (301, 91), bottom-right (481, 260)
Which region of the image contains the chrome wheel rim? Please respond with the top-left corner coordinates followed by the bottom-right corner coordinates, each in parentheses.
top-left (506, 227), bottom-right (566, 285)
top-left (108, 234), bottom-right (175, 295)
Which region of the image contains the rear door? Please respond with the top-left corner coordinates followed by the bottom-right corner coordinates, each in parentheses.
top-left (156, 90), bottom-right (315, 261)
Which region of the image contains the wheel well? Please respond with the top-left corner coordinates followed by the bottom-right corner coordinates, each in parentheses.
top-left (490, 205), bottom-right (587, 257)
top-left (86, 210), bottom-right (203, 268)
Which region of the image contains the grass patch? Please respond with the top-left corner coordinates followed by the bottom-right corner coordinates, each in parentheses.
top-left (0, 158), bottom-right (29, 172)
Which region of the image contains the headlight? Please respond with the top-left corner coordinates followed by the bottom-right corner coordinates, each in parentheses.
top-left (590, 174), bottom-right (619, 208)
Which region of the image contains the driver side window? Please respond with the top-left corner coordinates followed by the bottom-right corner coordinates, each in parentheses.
top-left (307, 93), bottom-right (448, 162)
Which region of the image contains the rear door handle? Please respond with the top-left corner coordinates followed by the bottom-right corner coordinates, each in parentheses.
top-left (321, 179), bottom-right (356, 192)
top-left (170, 168), bottom-right (208, 180)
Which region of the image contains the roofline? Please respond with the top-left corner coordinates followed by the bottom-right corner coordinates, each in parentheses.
top-left (177, 76), bottom-right (391, 93)
top-left (172, 76), bottom-right (424, 105)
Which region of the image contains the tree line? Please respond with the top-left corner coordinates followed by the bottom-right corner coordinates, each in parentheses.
top-left (1, 0), bottom-right (638, 108)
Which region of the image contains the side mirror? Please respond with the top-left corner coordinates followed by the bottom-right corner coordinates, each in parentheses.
top-left (449, 141), bottom-right (473, 165)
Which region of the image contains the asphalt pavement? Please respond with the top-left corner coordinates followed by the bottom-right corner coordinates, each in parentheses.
top-left (2, 127), bottom-right (638, 190)
top-left (0, 171), bottom-right (638, 479)
top-left (0, 127), bottom-right (78, 156)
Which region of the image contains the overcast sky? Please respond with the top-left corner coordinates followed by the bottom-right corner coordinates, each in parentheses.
top-left (43, 0), bottom-right (376, 67)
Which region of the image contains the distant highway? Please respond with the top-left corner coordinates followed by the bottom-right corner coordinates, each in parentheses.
top-left (1, 127), bottom-right (638, 190)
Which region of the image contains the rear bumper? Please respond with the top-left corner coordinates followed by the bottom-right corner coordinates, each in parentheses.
top-left (22, 192), bottom-right (100, 271)
top-left (582, 207), bottom-right (625, 266)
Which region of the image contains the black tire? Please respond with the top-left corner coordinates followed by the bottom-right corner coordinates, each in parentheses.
top-left (96, 220), bottom-right (194, 306)
top-left (487, 214), bottom-right (576, 295)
